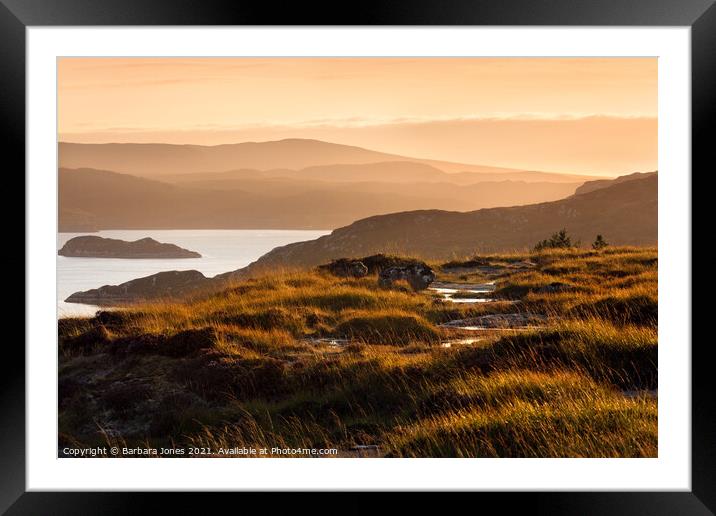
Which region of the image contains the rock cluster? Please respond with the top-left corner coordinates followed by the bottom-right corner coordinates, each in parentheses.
top-left (318, 255), bottom-right (435, 291)
top-left (378, 263), bottom-right (435, 291)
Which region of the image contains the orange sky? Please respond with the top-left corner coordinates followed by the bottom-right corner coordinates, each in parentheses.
top-left (58, 57), bottom-right (657, 176)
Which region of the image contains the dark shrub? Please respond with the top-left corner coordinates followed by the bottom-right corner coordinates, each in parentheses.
top-left (59, 325), bottom-right (111, 356)
top-left (163, 328), bottom-right (218, 357)
top-left (570, 295), bottom-right (658, 326)
top-left (93, 310), bottom-right (135, 329)
top-left (58, 377), bottom-right (84, 408)
top-left (111, 333), bottom-right (163, 355)
top-left (112, 328), bottom-right (217, 357)
top-left (218, 307), bottom-right (303, 333)
top-left (335, 314), bottom-right (440, 345)
top-left (100, 381), bottom-right (153, 414)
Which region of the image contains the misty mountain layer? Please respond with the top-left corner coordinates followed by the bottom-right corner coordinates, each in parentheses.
top-left (59, 166), bottom-right (584, 231)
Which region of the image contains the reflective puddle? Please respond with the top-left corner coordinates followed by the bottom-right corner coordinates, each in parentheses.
top-left (302, 337), bottom-right (351, 347)
top-left (440, 338), bottom-right (483, 348)
top-left (440, 313), bottom-right (547, 331)
top-left (429, 282), bottom-right (497, 304)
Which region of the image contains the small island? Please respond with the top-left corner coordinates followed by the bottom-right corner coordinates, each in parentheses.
top-left (58, 236), bottom-right (202, 259)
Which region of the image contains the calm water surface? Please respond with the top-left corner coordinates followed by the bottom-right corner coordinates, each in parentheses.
top-left (57, 229), bottom-right (330, 317)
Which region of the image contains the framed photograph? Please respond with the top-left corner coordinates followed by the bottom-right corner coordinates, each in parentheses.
top-left (6, 0), bottom-right (711, 512)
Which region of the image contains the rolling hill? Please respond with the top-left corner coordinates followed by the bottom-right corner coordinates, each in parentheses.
top-left (246, 174), bottom-right (657, 270)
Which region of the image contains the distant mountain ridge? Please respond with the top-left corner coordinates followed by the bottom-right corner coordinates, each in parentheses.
top-left (575, 171), bottom-right (657, 195)
top-left (246, 174), bottom-right (657, 270)
top-left (167, 161), bottom-right (592, 186)
top-left (59, 167), bottom-right (584, 232)
top-left (59, 138), bottom-right (602, 183)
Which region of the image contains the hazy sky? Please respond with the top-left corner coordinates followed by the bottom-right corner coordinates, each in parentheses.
top-left (58, 57), bottom-right (657, 176)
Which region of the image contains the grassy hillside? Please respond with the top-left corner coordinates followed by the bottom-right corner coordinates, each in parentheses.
top-left (59, 246), bottom-right (657, 458)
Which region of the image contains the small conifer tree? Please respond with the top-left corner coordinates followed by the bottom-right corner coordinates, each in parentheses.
top-left (534, 228), bottom-right (573, 251)
top-left (592, 234), bottom-right (608, 250)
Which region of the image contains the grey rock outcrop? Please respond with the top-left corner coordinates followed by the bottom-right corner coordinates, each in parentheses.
top-left (378, 263), bottom-right (435, 291)
top-left (317, 258), bottom-right (369, 278)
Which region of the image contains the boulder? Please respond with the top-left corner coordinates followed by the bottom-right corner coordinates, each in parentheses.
top-left (317, 258), bottom-right (369, 278)
top-left (360, 254), bottom-right (427, 275)
top-left (378, 263), bottom-right (435, 291)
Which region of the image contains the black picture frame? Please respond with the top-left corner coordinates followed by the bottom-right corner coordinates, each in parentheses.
top-left (3, 0), bottom-right (710, 513)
